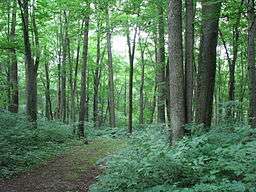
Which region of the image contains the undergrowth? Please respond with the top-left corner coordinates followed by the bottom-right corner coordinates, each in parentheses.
top-left (90, 123), bottom-right (256, 192)
top-left (0, 111), bottom-right (79, 178)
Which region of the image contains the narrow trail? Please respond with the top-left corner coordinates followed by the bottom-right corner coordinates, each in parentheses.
top-left (0, 139), bottom-right (123, 192)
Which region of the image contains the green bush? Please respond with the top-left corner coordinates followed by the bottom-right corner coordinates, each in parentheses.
top-left (0, 111), bottom-right (78, 178)
top-left (90, 123), bottom-right (256, 192)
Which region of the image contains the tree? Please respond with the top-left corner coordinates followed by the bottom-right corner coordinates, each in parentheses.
top-left (168, 0), bottom-right (185, 145)
top-left (138, 33), bottom-right (147, 125)
top-left (8, 0), bottom-right (18, 113)
top-left (184, 0), bottom-right (195, 123)
top-left (18, 0), bottom-right (38, 126)
top-left (78, 10), bottom-right (90, 138)
top-left (156, 2), bottom-right (166, 124)
top-left (247, 0), bottom-right (256, 128)
top-left (127, 27), bottom-right (138, 133)
top-left (61, 10), bottom-right (68, 123)
top-left (44, 61), bottom-right (53, 120)
top-left (195, 0), bottom-right (221, 127)
top-left (106, 6), bottom-right (116, 128)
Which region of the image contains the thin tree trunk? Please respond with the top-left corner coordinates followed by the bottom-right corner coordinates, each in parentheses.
top-left (150, 81), bottom-right (157, 124)
top-left (127, 27), bottom-right (138, 133)
top-left (61, 10), bottom-right (68, 123)
top-left (106, 7), bottom-right (116, 128)
top-left (124, 73), bottom-right (127, 117)
top-left (139, 35), bottom-right (146, 125)
top-left (168, 0), bottom-right (185, 145)
top-left (45, 62), bottom-right (53, 120)
top-left (56, 18), bottom-right (62, 119)
top-left (166, 58), bottom-right (170, 124)
top-left (247, 0), bottom-right (256, 128)
top-left (71, 20), bottom-right (83, 122)
top-left (8, 0), bottom-right (18, 113)
top-left (195, 0), bottom-right (221, 127)
top-left (78, 14), bottom-right (90, 138)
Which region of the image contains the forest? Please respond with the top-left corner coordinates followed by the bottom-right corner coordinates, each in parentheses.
top-left (0, 0), bottom-right (256, 191)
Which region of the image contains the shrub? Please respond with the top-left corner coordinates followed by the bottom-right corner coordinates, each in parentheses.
top-left (90, 123), bottom-right (256, 192)
top-left (0, 111), bottom-right (77, 178)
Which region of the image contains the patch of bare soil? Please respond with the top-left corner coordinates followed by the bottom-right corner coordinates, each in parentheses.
top-left (0, 147), bottom-right (101, 192)
top-left (0, 139), bottom-right (125, 192)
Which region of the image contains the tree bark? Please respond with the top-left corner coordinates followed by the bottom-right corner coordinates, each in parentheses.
top-left (106, 7), bottom-right (116, 128)
top-left (247, 0), bottom-right (256, 128)
top-left (168, 0), bottom-right (185, 145)
top-left (195, 0), bottom-right (221, 127)
top-left (127, 27), bottom-right (138, 133)
top-left (139, 36), bottom-right (146, 125)
top-left (8, 0), bottom-right (18, 113)
top-left (156, 3), bottom-right (166, 124)
top-left (61, 10), bottom-right (68, 123)
top-left (78, 14), bottom-right (90, 138)
top-left (44, 62), bottom-right (53, 120)
top-left (184, 0), bottom-right (195, 123)
top-left (18, 0), bottom-right (37, 126)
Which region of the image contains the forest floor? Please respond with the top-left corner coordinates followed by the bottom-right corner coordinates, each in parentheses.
top-left (0, 138), bottom-right (125, 192)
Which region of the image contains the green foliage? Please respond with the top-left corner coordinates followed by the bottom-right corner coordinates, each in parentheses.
top-left (90, 123), bottom-right (256, 192)
top-left (0, 111), bottom-right (78, 178)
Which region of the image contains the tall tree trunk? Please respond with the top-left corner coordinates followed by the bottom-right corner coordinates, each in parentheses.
top-left (106, 7), bottom-right (116, 128)
top-left (124, 73), bottom-right (127, 117)
top-left (85, 70), bottom-right (90, 122)
top-left (8, 0), bottom-right (18, 113)
top-left (228, 3), bottom-right (243, 104)
top-left (78, 14), bottom-right (90, 138)
top-left (45, 62), bottom-right (53, 120)
top-left (156, 3), bottom-right (166, 123)
top-left (127, 27), bottom-right (138, 133)
top-left (150, 81), bottom-right (157, 124)
top-left (168, 0), bottom-right (185, 145)
top-left (185, 0), bottom-right (195, 123)
top-left (56, 21), bottom-right (62, 119)
top-left (61, 11), bottom-right (68, 123)
top-left (18, 0), bottom-right (37, 126)
top-left (247, 0), bottom-right (256, 128)
top-left (139, 36), bottom-right (146, 125)
top-left (71, 20), bottom-right (83, 122)
top-left (166, 58), bottom-right (170, 124)
top-left (195, 1), bottom-right (221, 127)
top-left (93, 34), bottom-right (105, 127)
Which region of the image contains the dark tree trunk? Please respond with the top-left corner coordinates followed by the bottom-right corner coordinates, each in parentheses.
top-left (150, 81), bottom-right (157, 124)
top-left (184, 0), bottom-right (195, 123)
top-left (56, 22), bottom-right (62, 119)
top-left (8, 0), bottom-right (18, 113)
top-left (71, 20), bottom-right (83, 122)
top-left (168, 0), bottom-right (185, 145)
top-left (139, 36), bottom-right (146, 125)
top-left (195, 1), bottom-right (221, 127)
top-left (93, 28), bottom-right (105, 128)
top-left (166, 58), bottom-right (170, 124)
top-left (45, 62), bottom-right (53, 120)
top-left (61, 11), bottom-right (68, 123)
top-left (127, 27), bottom-right (138, 133)
top-left (247, 0), bottom-right (256, 128)
top-left (124, 74), bottom-right (127, 117)
top-left (106, 7), bottom-right (116, 128)
top-left (78, 15), bottom-right (90, 138)
top-left (18, 0), bottom-right (37, 126)
top-left (156, 3), bottom-right (166, 124)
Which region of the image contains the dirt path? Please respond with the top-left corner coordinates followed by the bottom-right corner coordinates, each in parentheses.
top-left (0, 139), bottom-right (124, 192)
